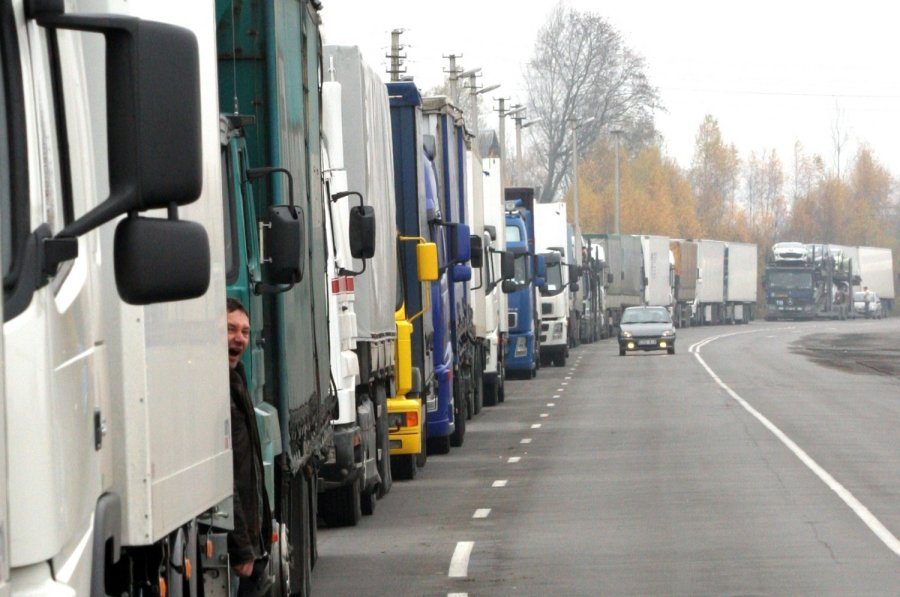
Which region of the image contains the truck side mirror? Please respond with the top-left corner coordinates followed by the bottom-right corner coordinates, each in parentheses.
top-left (451, 264), bottom-right (472, 283)
top-left (114, 216), bottom-right (210, 304)
top-left (349, 205), bottom-right (376, 259)
top-left (500, 252), bottom-right (515, 280)
top-left (535, 254), bottom-right (547, 278)
top-left (568, 264), bottom-right (580, 279)
top-left (484, 225), bottom-right (496, 241)
top-left (502, 279), bottom-right (518, 294)
top-left (534, 276), bottom-right (546, 288)
top-left (262, 204), bottom-right (305, 285)
top-left (469, 235), bottom-right (484, 268)
top-left (570, 282), bottom-right (580, 293)
top-left (416, 242), bottom-right (439, 282)
top-left (451, 224), bottom-right (472, 263)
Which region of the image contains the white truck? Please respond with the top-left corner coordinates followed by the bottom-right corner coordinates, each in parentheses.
top-left (640, 235), bottom-right (675, 310)
top-left (695, 239), bottom-right (727, 324)
top-left (534, 202), bottom-right (571, 367)
top-left (471, 130), bottom-right (509, 406)
top-left (724, 241), bottom-right (758, 323)
top-left (322, 45), bottom-right (398, 515)
top-left (856, 246), bottom-right (895, 313)
top-left (3, 1), bottom-right (229, 594)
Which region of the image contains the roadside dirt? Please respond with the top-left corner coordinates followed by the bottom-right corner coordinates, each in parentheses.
top-left (791, 331), bottom-right (900, 377)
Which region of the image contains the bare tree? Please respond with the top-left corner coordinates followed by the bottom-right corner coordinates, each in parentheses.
top-left (525, 4), bottom-right (660, 202)
top-left (830, 102), bottom-right (850, 180)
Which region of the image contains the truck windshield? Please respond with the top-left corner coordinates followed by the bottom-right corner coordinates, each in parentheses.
top-left (513, 253), bottom-right (529, 285)
top-left (506, 224), bottom-right (522, 243)
top-left (768, 271), bottom-right (812, 289)
top-left (540, 261), bottom-right (563, 296)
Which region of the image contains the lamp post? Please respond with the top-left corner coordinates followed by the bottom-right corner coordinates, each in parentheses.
top-left (462, 68), bottom-right (498, 135)
top-left (610, 128), bottom-right (624, 234)
top-left (568, 116), bottom-right (595, 230)
top-left (512, 112), bottom-right (541, 185)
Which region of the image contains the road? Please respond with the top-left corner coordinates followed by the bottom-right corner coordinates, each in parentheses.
top-left (311, 319), bottom-right (900, 595)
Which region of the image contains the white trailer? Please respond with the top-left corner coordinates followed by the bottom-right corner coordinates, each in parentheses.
top-left (857, 246), bottom-right (895, 312)
top-left (473, 130), bottom-right (508, 406)
top-left (4, 1), bottom-right (229, 593)
top-left (695, 239), bottom-right (727, 324)
top-left (640, 235), bottom-right (674, 309)
top-left (325, 45), bottom-right (398, 507)
top-left (724, 242), bottom-right (758, 323)
top-left (534, 202), bottom-right (571, 366)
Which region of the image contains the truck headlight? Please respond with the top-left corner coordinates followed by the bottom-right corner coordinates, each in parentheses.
top-left (515, 336), bottom-right (528, 357)
top-left (552, 322), bottom-right (564, 339)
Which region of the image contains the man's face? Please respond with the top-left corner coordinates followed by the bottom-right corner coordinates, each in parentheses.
top-left (227, 309), bottom-right (251, 369)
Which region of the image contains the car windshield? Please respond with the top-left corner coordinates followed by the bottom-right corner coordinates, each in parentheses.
top-left (621, 308), bottom-right (670, 324)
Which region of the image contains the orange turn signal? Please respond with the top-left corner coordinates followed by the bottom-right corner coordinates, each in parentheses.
top-left (206, 539), bottom-right (213, 559)
top-left (185, 558), bottom-right (192, 580)
top-left (159, 578), bottom-right (167, 597)
top-left (405, 411), bottom-right (419, 428)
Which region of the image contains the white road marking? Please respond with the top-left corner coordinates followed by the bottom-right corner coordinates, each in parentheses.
top-left (565, 376), bottom-right (572, 380)
top-left (492, 479), bottom-right (508, 487)
top-left (448, 594), bottom-right (468, 597)
top-left (547, 402), bottom-right (555, 407)
top-left (690, 330), bottom-right (900, 558)
top-left (521, 438), bottom-right (532, 444)
top-left (473, 509), bottom-right (491, 519)
top-left (449, 541), bottom-right (475, 578)
top-left (540, 413), bottom-right (549, 418)
top-left (556, 387), bottom-right (564, 392)
top-left (561, 382), bottom-right (568, 386)
top-left (531, 423), bottom-right (542, 429)
top-left (508, 456), bottom-right (521, 463)
top-left (553, 394), bottom-right (561, 399)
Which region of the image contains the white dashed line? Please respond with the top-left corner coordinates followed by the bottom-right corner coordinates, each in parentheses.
top-left (508, 456), bottom-right (521, 463)
top-left (473, 509), bottom-right (491, 519)
top-left (691, 330), bottom-right (900, 558)
top-left (540, 413), bottom-right (549, 418)
top-left (448, 541), bottom-right (475, 578)
top-left (547, 402), bottom-right (555, 407)
top-left (531, 423), bottom-right (542, 429)
top-left (448, 594), bottom-right (468, 597)
top-left (492, 479), bottom-right (508, 487)
top-left (556, 388), bottom-right (564, 392)
top-left (565, 376), bottom-right (571, 380)
top-left (561, 382), bottom-right (568, 386)
top-left (521, 438), bottom-right (532, 444)
top-left (552, 394), bottom-right (560, 399)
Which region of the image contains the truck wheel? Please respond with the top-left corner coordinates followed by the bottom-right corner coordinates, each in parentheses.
top-left (450, 394), bottom-right (466, 447)
top-left (557, 351), bottom-right (567, 367)
top-left (473, 352), bottom-right (484, 415)
top-left (375, 384), bottom-right (392, 499)
top-left (483, 377), bottom-right (498, 407)
top-left (498, 374), bottom-right (506, 402)
top-left (428, 435), bottom-right (451, 455)
top-left (319, 476), bottom-right (361, 527)
top-left (391, 454), bottom-right (417, 481)
top-left (361, 486), bottom-right (376, 516)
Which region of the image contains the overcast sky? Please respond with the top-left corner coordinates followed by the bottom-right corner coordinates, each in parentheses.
top-left (320, 0), bottom-right (900, 177)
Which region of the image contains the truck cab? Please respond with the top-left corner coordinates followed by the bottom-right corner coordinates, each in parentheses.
top-left (535, 202), bottom-right (572, 367)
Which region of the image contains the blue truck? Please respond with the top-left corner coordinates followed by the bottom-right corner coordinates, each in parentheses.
top-left (421, 96), bottom-right (476, 450)
top-left (504, 188), bottom-right (545, 378)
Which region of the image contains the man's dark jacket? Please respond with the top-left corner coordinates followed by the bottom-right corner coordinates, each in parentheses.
top-left (229, 362), bottom-right (273, 564)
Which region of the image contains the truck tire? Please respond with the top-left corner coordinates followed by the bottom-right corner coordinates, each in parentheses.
top-left (391, 454), bottom-right (417, 481)
top-left (375, 384), bottom-right (392, 499)
top-left (619, 347), bottom-right (626, 356)
top-left (473, 350), bottom-right (484, 415)
top-left (450, 393), bottom-right (466, 447)
top-left (361, 486), bottom-right (376, 516)
top-left (319, 476), bottom-right (361, 527)
top-left (483, 376), bottom-right (498, 407)
top-left (428, 434), bottom-right (451, 455)
top-left (286, 471), bottom-right (313, 597)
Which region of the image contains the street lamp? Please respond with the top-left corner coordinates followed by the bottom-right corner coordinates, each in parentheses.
top-left (462, 68), bottom-right (499, 134)
top-left (569, 116), bottom-right (595, 231)
top-left (512, 113), bottom-right (541, 184)
top-left (609, 128), bottom-right (624, 234)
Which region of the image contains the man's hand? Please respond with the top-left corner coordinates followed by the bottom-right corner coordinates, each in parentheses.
top-left (233, 560), bottom-right (254, 578)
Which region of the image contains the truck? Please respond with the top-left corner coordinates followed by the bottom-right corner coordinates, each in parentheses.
top-left (640, 235), bottom-right (675, 310)
top-left (535, 202), bottom-right (572, 367)
top-left (217, 0), bottom-right (342, 591)
top-left (422, 96), bottom-right (476, 448)
top-left (567, 224), bottom-right (583, 348)
top-left (321, 44), bottom-right (402, 519)
top-left (856, 247), bottom-right (895, 313)
top-left (670, 239), bottom-right (698, 328)
top-left (764, 243), bottom-right (855, 320)
top-left (695, 239), bottom-right (727, 324)
top-left (386, 79), bottom-right (442, 472)
top-left (724, 241), bottom-right (758, 324)
top-left (586, 233), bottom-right (644, 336)
top-left (4, 1), bottom-right (228, 593)
top-left (472, 130), bottom-right (512, 406)
top-left (579, 239), bottom-right (608, 342)
top-left (505, 188), bottom-right (544, 378)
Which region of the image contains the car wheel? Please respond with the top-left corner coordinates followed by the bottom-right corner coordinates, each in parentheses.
top-left (667, 345), bottom-right (675, 355)
top-left (619, 347), bottom-right (626, 356)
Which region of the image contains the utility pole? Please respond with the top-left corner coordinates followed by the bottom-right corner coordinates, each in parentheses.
top-left (569, 117), bottom-right (594, 228)
top-left (386, 29), bottom-right (407, 82)
top-left (495, 98), bottom-right (509, 184)
top-left (444, 54), bottom-right (462, 104)
top-left (611, 128), bottom-right (623, 234)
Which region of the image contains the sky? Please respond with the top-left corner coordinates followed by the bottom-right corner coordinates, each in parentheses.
top-left (320, 0), bottom-right (900, 177)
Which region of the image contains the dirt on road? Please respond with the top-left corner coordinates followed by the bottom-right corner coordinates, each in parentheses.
top-left (791, 331), bottom-right (900, 377)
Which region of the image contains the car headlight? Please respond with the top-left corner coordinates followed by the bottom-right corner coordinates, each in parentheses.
top-left (621, 331), bottom-right (632, 338)
top-left (661, 330), bottom-right (673, 337)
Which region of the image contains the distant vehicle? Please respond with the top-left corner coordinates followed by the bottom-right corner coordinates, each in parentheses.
top-left (771, 242), bottom-right (810, 264)
top-left (853, 291), bottom-right (884, 318)
top-left (618, 306), bottom-right (677, 356)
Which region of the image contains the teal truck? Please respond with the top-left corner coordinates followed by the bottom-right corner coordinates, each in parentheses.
top-left (214, 1), bottom-right (375, 593)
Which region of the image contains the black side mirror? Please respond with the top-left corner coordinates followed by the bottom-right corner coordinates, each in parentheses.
top-left (501, 252), bottom-right (515, 280)
top-left (470, 236), bottom-right (484, 268)
top-left (263, 205), bottom-right (305, 285)
top-left (114, 216), bottom-right (210, 304)
top-left (570, 282), bottom-right (580, 293)
top-left (502, 279), bottom-right (519, 294)
top-left (484, 225), bottom-right (496, 241)
top-left (350, 205), bottom-right (376, 259)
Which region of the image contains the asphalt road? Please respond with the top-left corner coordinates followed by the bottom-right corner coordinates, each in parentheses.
top-left (311, 319), bottom-right (900, 596)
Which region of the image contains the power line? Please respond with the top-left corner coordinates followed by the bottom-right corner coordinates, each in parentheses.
top-left (659, 86), bottom-right (900, 100)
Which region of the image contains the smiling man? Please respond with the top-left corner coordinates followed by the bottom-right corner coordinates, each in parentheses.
top-left (226, 298), bottom-right (273, 594)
